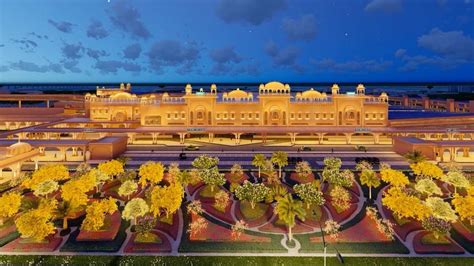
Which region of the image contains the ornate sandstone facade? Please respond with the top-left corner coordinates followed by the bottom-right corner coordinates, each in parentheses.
top-left (85, 81), bottom-right (389, 128)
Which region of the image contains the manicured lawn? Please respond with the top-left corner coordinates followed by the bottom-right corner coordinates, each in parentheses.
top-left (0, 255), bottom-right (471, 266)
top-left (240, 201), bottom-right (268, 220)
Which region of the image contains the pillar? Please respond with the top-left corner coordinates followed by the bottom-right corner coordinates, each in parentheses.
top-left (0, 168), bottom-right (3, 178)
top-left (373, 133), bottom-right (380, 144)
top-left (402, 95), bottom-right (409, 107)
top-left (447, 99), bottom-right (455, 112)
top-left (262, 133), bottom-right (267, 144)
top-left (152, 133), bottom-right (159, 144)
top-left (127, 133), bottom-right (135, 144)
top-left (233, 133), bottom-right (242, 145)
top-left (345, 133), bottom-right (352, 144)
top-left (208, 133), bottom-right (214, 143)
top-left (46, 100), bottom-right (50, 108)
top-left (34, 159), bottom-right (39, 170)
top-left (72, 147), bottom-right (78, 156)
top-left (463, 147), bottom-right (469, 157)
top-left (422, 96), bottom-right (430, 110)
top-left (450, 147), bottom-right (456, 162)
top-left (18, 100), bottom-right (22, 108)
top-left (179, 133), bottom-right (186, 144)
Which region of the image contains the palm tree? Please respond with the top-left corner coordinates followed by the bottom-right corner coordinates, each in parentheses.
top-left (252, 154), bottom-right (266, 179)
top-left (359, 169), bottom-right (380, 200)
top-left (404, 150), bottom-right (426, 164)
top-left (271, 151), bottom-right (288, 178)
top-left (275, 194), bottom-right (306, 242)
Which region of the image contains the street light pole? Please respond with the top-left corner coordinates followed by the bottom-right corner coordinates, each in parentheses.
top-left (319, 220), bottom-right (327, 266)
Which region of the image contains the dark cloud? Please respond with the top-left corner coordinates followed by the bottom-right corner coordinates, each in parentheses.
top-left (417, 28), bottom-right (474, 60)
top-left (86, 48), bottom-right (108, 60)
top-left (311, 58), bottom-right (392, 72)
top-left (209, 46), bottom-right (241, 64)
top-left (123, 43), bottom-right (142, 60)
top-left (0, 44), bottom-right (4, 48)
top-left (48, 19), bottom-right (74, 33)
top-left (87, 20), bottom-right (109, 39)
top-left (216, 0), bottom-right (286, 25)
top-left (281, 14), bottom-right (317, 41)
top-left (210, 63), bottom-right (233, 75)
top-left (109, 0), bottom-right (150, 39)
top-left (9, 60), bottom-right (64, 73)
top-left (264, 41), bottom-right (302, 72)
top-left (365, 0), bottom-right (402, 13)
top-left (11, 38), bottom-right (38, 52)
top-left (0, 65), bottom-right (9, 72)
top-left (62, 42), bottom-right (84, 60)
top-left (94, 60), bottom-right (141, 74)
top-left (62, 60), bottom-right (81, 73)
top-left (395, 50), bottom-right (468, 71)
top-left (233, 64), bottom-right (260, 76)
top-left (28, 32), bottom-right (48, 40)
top-left (147, 40), bottom-right (200, 73)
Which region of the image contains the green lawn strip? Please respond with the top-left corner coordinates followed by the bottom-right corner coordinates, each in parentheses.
top-left (60, 219), bottom-right (129, 253)
top-left (0, 255), bottom-right (472, 266)
top-left (450, 228), bottom-right (474, 254)
top-left (0, 231), bottom-right (19, 247)
top-left (179, 206), bottom-right (286, 253)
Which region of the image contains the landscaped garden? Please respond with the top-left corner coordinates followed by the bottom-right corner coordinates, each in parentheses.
top-left (0, 150), bottom-right (472, 261)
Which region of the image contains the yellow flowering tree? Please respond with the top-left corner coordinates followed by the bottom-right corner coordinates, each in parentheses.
top-left (98, 160), bottom-right (124, 179)
top-left (22, 164), bottom-right (69, 190)
top-left (139, 162), bottom-right (165, 187)
top-left (380, 168), bottom-right (409, 187)
top-left (122, 198), bottom-right (149, 225)
top-left (410, 162), bottom-right (443, 180)
top-left (382, 187), bottom-right (430, 221)
top-left (0, 192), bottom-right (22, 225)
top-left (452, 187), bottom-right (474, 225)
top-left (33, 180), bottom-right (59, 197)
top-left (81, 198), bottom-right (117, 231)
top-left (425, 197), bottom-right (457, 222)
top-left (415, 178), bottom-right (443, 197)
top-left (150, 182), bottom-right (184, 218)
top-left (60, 179), bottom-right (89, 229)
top-left (14, 199), bottom-right (57, 242)
top-left (118, 180), bottom-right (138, 201)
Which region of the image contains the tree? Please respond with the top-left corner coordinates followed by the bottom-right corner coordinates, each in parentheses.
top-left (380, 168), bottom-right (409, 187)
top-left (200, 167), bottom-right (226, 192)
top-left (252, 154), bottom-right (266, 179)
top-left (118, 180), bottom-right (138, 200)
top-left (122, 198), bottom-right (149, 225)
top-left (422, 216), bottom-right (451, 239)
top-left (192, 155), bottom-right (219, 170)
top-left (359, 169), bottom-right (380, 200)
top-left (60, 179), bottom-right (89, 229)
top-left (330, 186), bottom-right (351, 211)
top-left (187, 200), bottom-right (203, 215)
top-left (425, 197), bottom-right (457, 222)
top-left (355, 161), bottom-right (373, 172)
top-left (410, 162), bottom-right (444, 180)
top-left (85, 168), bottom-right (109, 189)
top-left (214, 190), bottom-right (230, 211)
top-left (404, 150), bottom-right (426, 164)
top-left (234, 181), bottom-right (270, 209)
top-left (266, 184), bottom-right (288, 202)
top-left (167, 163), bottom-right (181, 183)
top-left (138, 162), bottom-right (165, 187)
top-left (0, 192), bottom-right (22, 225)
top-left (22, 164), bottom-right (69, 190)
top-left (150, 182), bottom-right (184, 218)
top-left (323, 219), bottom-right (341, 240)
top-left (322, 157), bottom-right (350, 187)
top-left (98, 159), bottom-right (124, 178)
top-left (442, 171), bottom-right (470, 194)
top-left (452, 187), bottom-right (474, 225)
top-left (261, 160), bottom-right (280, 185)
top-left (230, 163), bottom-right (244, 180)
top-left (81, 198), bottom-right (118, 231)
top-left (187, 216), bottom-right (208, 238)
top-left (295, 161), bottom-right (312, 180)
top-left (415, 179), bottom-right (442, 197)
top-left (382, 187), bottom-right (430, 221)
top-left (231, 220), bottom-right (248, 240)
top-left (274, 194), bottom-right (306, 242)
top-left (294, 183), bottom-right (325, 208)
top-left (33, 180), bottom-right (59, 197)
top-left (271, 151), bottom-right (288, 178)
top-left (15, 199), bottom-right (57, 242)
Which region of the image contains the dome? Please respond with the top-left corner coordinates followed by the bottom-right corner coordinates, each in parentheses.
top-left (227, 88), bottom-right (248, 99)
top-left (7, 142), bottom-right (33, 156)
top-left (301, 88), bottom-right (323, 98)
top-left (264, 81), bottom-right (285, 91)
top-left (110, 92), bottom-right (133, 100)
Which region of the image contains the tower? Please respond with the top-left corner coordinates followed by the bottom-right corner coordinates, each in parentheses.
top-left (356, 84), bottom-right (365, 95)
top-left (331, 84), bottom-right (340, 95)
top-left (185, 84), bottom-right (192, 95)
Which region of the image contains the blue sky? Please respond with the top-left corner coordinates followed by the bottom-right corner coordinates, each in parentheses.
top-left (0, 0), bottom-right (473, 83)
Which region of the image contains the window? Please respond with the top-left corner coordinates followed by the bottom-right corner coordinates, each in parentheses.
top-left (290, 113), bottom-right (295, 119)
top-left (380, 113), bottom-right (384, 119)
top-left (365, 114), bottom-right (369, 119)
top-left (372, 114), bottom-right (376, 119)
top-left (256, 112), bottom-right (260, 119)
top-left (298, 113), bottom-right (302, 119)
top-left (181, 112), bottom-right (185, 119)
top-left (174, 113), bottom-right (178, 119)
top-left (241, 113), bottom-right (245, 119)
top-left (323, 113), bottom-right (327, 119)
top-left (231, 112), bottom-right (235, 119)
top-left (249, 113), bottom-right (253, 119)
top-left (315, 113), bottom-right (319, 119)
top-left (223, 113), bottom-right (228, 119)
top-left (167, 113), bottom-right (171, 119)
top-left (330, 113), bottom-right (334, 119)
top-left (305, 113), bottom-right (310, 119)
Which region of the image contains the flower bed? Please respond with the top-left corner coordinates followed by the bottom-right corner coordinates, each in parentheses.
top-left (201, 200), bottom-right (235, 225)
top-left (381, 206), bottom-right (422, 241)
top-left (300, 205), bottom-right (329, 228)
top-left (224, 173), bottom-right (249, 184)
top-left (123, 230), bottom-right (172, 253)
top-left (187, 182), bottom-right (204, 196)
top-left (154, 211), bottom-right (180, 240)
top-left (413, 231), bottom-right (464, 254)
top-left (235, 201), bottom-right (273, 227)
top-left (288, 172), bottom-right (315, 184)
top-left (0, 233), bottom-right (62, 252)
top-left (324, 201), bottom-right (358, 223)
top-left (76, 211), bottom-right (121, 241)
top-left (259, 216), bottom-right (313, 234)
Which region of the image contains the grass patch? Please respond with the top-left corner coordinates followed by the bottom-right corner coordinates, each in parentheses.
top-left (240, 201), bottom-right (268, 220)
top-left (134, 232), bottom-right (161, 244)
top-left (304, 204), bottom-right (322, 221)
top-left (421, 233), bottom-right (450, 245)
top-left (199, 185), bottom-right (220, 198)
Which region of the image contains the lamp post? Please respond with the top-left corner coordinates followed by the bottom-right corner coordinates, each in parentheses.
top-left (317, 213), bottom-right (344, 265)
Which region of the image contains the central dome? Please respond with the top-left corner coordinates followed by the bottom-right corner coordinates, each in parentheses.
top-left (264, 81), bottom-right (285, 90)
top-left (227, 88), bottom-right (248, 98)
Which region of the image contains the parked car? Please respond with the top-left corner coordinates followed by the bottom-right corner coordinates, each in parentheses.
top-left (185, 145), bottom-right (199, 151)
top-left (179, 153), bottom-right (187, 160)
top-left (302, 146), bottom-right (312, 151)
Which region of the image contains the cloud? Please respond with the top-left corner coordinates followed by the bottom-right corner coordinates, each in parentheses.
top-left (417, 28), bottom-right (474, 60)
top-left (233, 64), bottom-right (260, 76)
top-left (147, 40), bottom-right (200, 73)
top-left (0, 65), bottom-right (9, 72)
top-left (48, 19), bottom-right (74, 33)
top-left (264, 41), bottom-right (302, 72)
top-left (216, 0), bottom-right (286, 25)
top-left (123, 43), bottom-right (142, 60)
top-left (86, 48), bottom-right (108, 60)
top-left (109, 0), bottom-right (150, 39)
top-left (10, 38), bottom-right (38, 52)
top-left (281, 14), bottom-right (317, 41)
top-left (365, 0), bottom-right (402, 13)
top-left (209, 46), bottom-right (241, 64)
top-left (395, 50), bottom-right (468, 71)
top-left (9, 60), bottom-right (64, 73)
top-left (0, 44), bottom-right (4, 48)
top-left (28, 32), bottom-right (48, 40)
top-left (62, 42), bottom-right (84, 60)
top-left (311, 58), bottom-right (392, 72)
top-left (62, 60), bottom-right (82, 73)
top-left (87, 20), bottom-right (109, 39)
top-left (210, 63), bottom-right (233, 75)
top-left (94, 60), bottom-right (141, 74)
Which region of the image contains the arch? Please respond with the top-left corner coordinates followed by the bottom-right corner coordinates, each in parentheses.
top-left (114, 112), bottom-right (127, 122)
